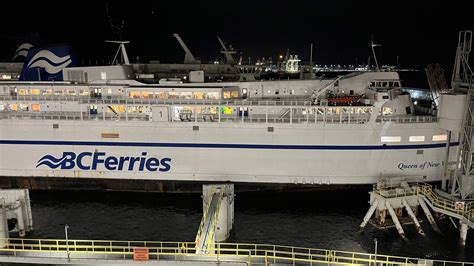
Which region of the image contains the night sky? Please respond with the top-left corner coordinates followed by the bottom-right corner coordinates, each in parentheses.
top-left (1, 0), bottom-right (473, 71)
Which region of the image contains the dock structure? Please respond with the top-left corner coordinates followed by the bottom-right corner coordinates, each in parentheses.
top-left (195, 184), bottom-right (234, 254)
top-left (0, 237), bottom-right (473, 265)
top-left (0, 189), bottom-right (33, 241)
top-left (361, 30), bottom-right (474, 246)
top-left (360, 181), bottom-right (473, 244)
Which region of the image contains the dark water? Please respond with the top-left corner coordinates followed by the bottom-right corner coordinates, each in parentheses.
top-left (27, 189), bottom-right (473, 262)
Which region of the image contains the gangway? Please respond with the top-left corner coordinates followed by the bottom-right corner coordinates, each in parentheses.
top-left (195, 184), bottom-right (234, 254)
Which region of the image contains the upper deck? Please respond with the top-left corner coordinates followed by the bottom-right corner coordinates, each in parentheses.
top-left (0, 96), bottom-right (438, 125)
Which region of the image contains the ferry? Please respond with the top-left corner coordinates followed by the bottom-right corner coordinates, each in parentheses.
top-left (0, 43), bottom-right (462, 192)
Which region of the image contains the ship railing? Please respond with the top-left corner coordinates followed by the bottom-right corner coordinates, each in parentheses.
top-left (373, 182), bottom-right (474, 225)
top-left (415, 184), bottom-right (474, 224)
top-left (0, 111), bottom-right (373, 125)
top-left (375, 115), bottom-right (439, 123)
top-left (0, 237), bottom-right (472, 265)
top-left (0, 95), bottom-right (90, 102)
top-left (0, 95), bottom-right (314, 107)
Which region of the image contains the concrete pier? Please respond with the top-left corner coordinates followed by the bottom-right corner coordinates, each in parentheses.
top-left (0, 189), bottom-right (33, 239)
top-left (196, 184), bottom-right (234, 254)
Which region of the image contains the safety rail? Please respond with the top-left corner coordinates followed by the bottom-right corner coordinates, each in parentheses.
top-left (372, 183), bottom-right (474, 226)
top-left (195, 190), bottom-right (223, 254)
top-left (0, 238), bottom-right (472, 265)
top-left (0, 111), bottom-right (372, 125)
top-left (0, 95), bottom-right (313, 107)
top-left (375, 115), bottom-right (439, 123)
top-left (417, 185), bottom-right (474, 224)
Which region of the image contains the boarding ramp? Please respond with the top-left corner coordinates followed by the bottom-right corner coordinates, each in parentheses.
top-left (195, 184), bottom-right (234, 254)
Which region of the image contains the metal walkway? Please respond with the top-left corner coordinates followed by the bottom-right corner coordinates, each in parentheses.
top-left (0, 237), bottom-right (472, 265)
top-left (418, 185), bottom-right (474, 229)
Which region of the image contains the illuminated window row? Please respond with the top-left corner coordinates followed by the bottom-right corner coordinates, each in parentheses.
top-left (381, 134), bottom-right (448, 143)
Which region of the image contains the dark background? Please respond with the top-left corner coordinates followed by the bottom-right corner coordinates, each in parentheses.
top-left (1, 0), bottom-right (473, 71)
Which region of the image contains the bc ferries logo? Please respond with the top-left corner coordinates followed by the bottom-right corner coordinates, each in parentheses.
top-left (26, 50), bottom-right (72, 74)
top-left (36, 152), bottom-right (171, 172)
top-left (13, 43), bottom-right (34, 61)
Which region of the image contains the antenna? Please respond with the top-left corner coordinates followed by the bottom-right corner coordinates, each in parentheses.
top-left (105, 40), bottom-right (130, 65)
top-left (217, 35), bottom-right (237, 65)
top-left (371, 34), bottom-right (381, 70)
top-left (106, 1), bottom-right (125, 40)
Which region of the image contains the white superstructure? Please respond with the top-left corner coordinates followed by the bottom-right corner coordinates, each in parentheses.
top-left (0, 70), bottom-right (460, 187)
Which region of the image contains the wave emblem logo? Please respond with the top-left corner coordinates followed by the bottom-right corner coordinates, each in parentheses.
top-left (13, 43), bottom-right (34, 60)
top-left (36, 153), bottom-right (75, 169)
top-left (26, 50), bottom-right (72, 74)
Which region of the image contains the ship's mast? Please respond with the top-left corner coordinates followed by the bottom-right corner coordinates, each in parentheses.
top-left (371, 35), bottom-right (381, 70)
top-left (105, 40), bottom-right (130, 65)
top-left (217, 35), bottom-right (237, 65)
top-left (450, 30), bottom-right (473, 199)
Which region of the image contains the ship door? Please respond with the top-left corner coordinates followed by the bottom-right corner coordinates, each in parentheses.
top-left (91, 88), bottom-right (102, 98)
top-left (238, 107), bottom-right (249, 117)
top-left (89, 105), bottom-right (98, 115)
top-left (242, 88), bottom-right (248, 99)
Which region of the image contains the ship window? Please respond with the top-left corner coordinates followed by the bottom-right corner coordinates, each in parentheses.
top-left (129, 91), bottom-right (141, 99)
top-left (31, 103), bottom-right (41, 112)
top-left (141, 91), bottom-right (153, 99)
top-left (369, 82), bottom-right (375, 87)
top-left (79, 89), bottom-right (89, 96)
top-left (382, 95), bottom-right (389, 99)
top-left (180, 92), bottom-right (193, 99)
top-left (275, 89), bottom-right (279, 95)
top-left (193, 92), bottom-right (204, 99)
top-left (223, 91), bottom-right (239, 99)
top-left (101, 72), bottom-right (107, 80)
top-left (382, 107), bottom-right (393, 115)
top-left (206, 92), bottom-right (220, 100)
top-left (221, 107), bottom-right (233, 115)
top-left (108, 105), bottom-right (125, 113)
top-left (168, 92), bottom-right (179, 99)
top-left (8, 103), bottom-right (18, 111)
top-left (290, 89), bottom-right (295, 95)
top-left (409, 136), bottom-right (425, 142)
top-left (20, 103), bottom-right (29, 111)
top-left (28, 89), bottom-right (41, 95)
top-left (155, 91), bottom-right (166, 99)
top-left (0, 104), bottom-right (4, 111)
top-left (432, 134), bottom-right (448, 141)
top-left (108, 88), bottom-right (113, 95)
top-left (67, 89), bottom-right (76, 96)
top-left (381, 136), bottom-right (401, 143)
top-left (41, 89), bottom-right (51, 95)
top-left (18, 88), bottom-right (26, 95)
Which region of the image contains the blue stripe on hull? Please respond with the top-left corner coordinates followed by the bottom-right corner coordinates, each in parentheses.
top-left (0, 140), bottom-right (460, 150)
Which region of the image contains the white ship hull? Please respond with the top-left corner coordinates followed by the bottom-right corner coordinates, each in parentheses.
top-left (0, 119), bottom-right (458, 185)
